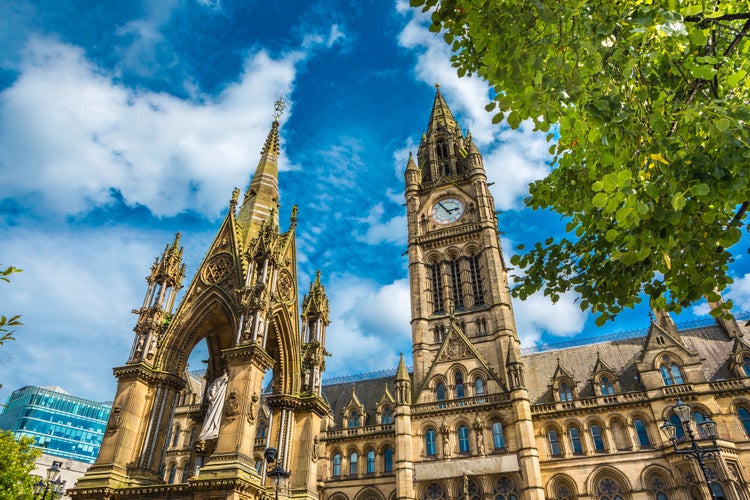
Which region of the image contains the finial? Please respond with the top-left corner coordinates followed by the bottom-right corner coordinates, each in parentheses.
top-left (435, 83), bottom-right (440, 90)
top-left (315, 269), bottom-right (321, 283)
top-left (290, 204), bottom-right (298, 227)
top-left (273, 97), bottom-right (286, 121)
top-left (230, 187), bottom-right (240, 210)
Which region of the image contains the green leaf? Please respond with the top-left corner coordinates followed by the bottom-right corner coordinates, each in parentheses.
top-left (691, 183), bottom-right (710, 196)
top-left (727, 70), bottom-right (747, 88)
top-left (671, 193), bottom-right (686, 211)
top-left (592, 181), bottom-right (604, 192)
top-left (592, 193), bottom-right (609, 208)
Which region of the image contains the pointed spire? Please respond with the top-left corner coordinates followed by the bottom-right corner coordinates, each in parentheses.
top-left (302, 270), bottom-right (329, 322)
top-left (237, 98), bottom-right (285, 243)
top-left (506, 338), bottom-right (520, 365)
top-left (396, 353), bottom-right (410, 382)
top-left (427, 83), bottom-right (460, 137)
top-left (405, 152), bottom-right (417, 171)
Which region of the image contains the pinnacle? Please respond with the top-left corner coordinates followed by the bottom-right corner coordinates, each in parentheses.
top-left (426, 84), bottom-right (460, 137)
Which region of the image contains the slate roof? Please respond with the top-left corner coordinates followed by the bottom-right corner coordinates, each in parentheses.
top-left (321, 322), bottom-right (747, 413)
top-left (322, 376), bottom-right (396, 429)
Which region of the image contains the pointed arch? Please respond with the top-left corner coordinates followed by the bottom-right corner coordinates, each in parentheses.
top-left (265, 303), bottom-right (301, 395)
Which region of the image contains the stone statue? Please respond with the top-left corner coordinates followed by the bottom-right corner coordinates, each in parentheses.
top-left (198, 371), bottom-right (229, 440)
top-left (312, 435), bottom-right (320, 462)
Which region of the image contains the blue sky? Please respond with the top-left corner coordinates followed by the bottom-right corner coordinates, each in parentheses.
top-left (1, 0), bottom-right (750, 403)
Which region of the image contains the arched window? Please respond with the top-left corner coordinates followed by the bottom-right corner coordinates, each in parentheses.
top-left (634, 419), bottom-right (651, 447)
top-left (188, 427), bottom-right (195, 446)
top-left (436, 140), bottom-right (449, 160)
top-left (182, 462), bottom-right (190, 482)
top-left (255, 460), bottom-right (263, 474)
top-left (743, 356), bottom-right (750, 376)
top-left (425, 482), bottom-right (445, 500)
top-left (650, 476), bottom-right (669, 500)
top-left (494, 476), bottom-right (518, 500)
top-left (332, 453), bottom-right (341, 477)
top-left (436, 383), bottom-right (446, 404)
top-left (381, 406), bottom-right (393, 424)
top-left (554, 483), bottom-right (574, 500)
top-left (366, 450), bottom-right (375, 474)
top-left (455, 373), bottom-right (465, 398)
top-left (458, 425), bottom-right (470, 453)
top-left (475, 378), bottom-right (485, 396)
top-left (711, 483), bottom-right (726, 500)
top-left (590, 424), bottom-right (605, 452)
top-left (548, 429), bottom-right (561, 457)
top-left (693, 411), bottom-right (708, 438)
top-left (168, 464), bottom-right (177, 484)
top-left (172, 426), bottom-right (181, 447)
top-left (426, 428), bottom-right (437, 456)
top-left (660, 356), bottom-right (684, 385)
top-left (558, 383), bottom-right (573, 402)
top-left (492, 421), bottom-right (505, 450)
top-left (569, 427), bottom-right (583, 454)
top-left (348, 411), bottom-right (359, 428)
top-left (600, 377), bottom-right (615, 396)
top-left (256, 420), bottom-right (267, 439)
top-left (349, 452), bottom-right (358, 476)
top-left (596, 476), bottom-right (624, 500)
top-left (384, 447), bottom-right (393, 472)
top-left (739, 407), bottom-right (750, 436)
top-left (468, 479), bottom-right (482, 500)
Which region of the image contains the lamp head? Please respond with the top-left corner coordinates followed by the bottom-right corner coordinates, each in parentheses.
top-left (700, 417), bottom-right (719, 440)
top-left (660, 419), bottom-right (677, 442)
top-left (264, 447), bottom-right (278, 464)
top-left (673, 398), bottom-right (692, 424)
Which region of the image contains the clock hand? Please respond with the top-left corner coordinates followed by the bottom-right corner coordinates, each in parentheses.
top-left (438, 202), bottom-right (449, 211)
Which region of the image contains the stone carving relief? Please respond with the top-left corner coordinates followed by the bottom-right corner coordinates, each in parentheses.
top-left (202, 254), bottom-right (233, 285)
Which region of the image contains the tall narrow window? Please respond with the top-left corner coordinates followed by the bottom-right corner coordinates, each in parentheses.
top-left (436, 140), bottom-right (449, 160)
top-left (670, 364), bottom-right (684, 384)
top-left (660, 356), bottom-right (684, 385)
top-left (458, 425), bottom-right (470, 453)
top-left (168, 465), bottom-right (177, 484)
top-left (450, 258), bottom-right (463, 309)
top-left (469, 255), bottom-right (485, 305)
top-left (590, 425), bottom-right (605, 452)
top-left (436, 383), bottom-right (446, 406)
top-left (455, 373), bottom-right (465, 398)
top-left (600, 377), bottom-right (614, 396)
top-left (367, 450), bottom-right (375, 474)
top-left (256, 421), bottom-right (267, 439)
top-left (384, 447), bottom-right (393, 472)
top-left (743, 356), bottom-right (750, 376)
top-left (739, 407), bottom-right (750, 436)
top-left (349, 452), bottom-right (358, 475)
top-left (634, 419), bottom-right (651, 447)
top-left (475, 378), bottom-right (485, 396)
top-left (182, 463), bottom-right (190, 482)
top-left (426, 429), bottom-right (437, 456)
top-left (548, 429), bottom-right (561, 457)
top-left (333, 453), bottom-right (341, 477)
top-left (569, 427), bottom-right (583, 454)
top-left (430, 262), bottom-right (444, 314)
top-left (172, 426), bottom-right (181, 447)
top-left (492, 421), bottom-right (505, 450)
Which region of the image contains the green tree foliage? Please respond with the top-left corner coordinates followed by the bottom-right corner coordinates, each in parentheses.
top-left (412, 0), bottom-right (750, 324)
top-left (0, 430), bottom-right (40, 499)
top-left (0, 265), bottom-right (22, 346)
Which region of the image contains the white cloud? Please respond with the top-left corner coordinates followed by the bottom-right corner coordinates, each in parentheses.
top-left (726, 273), bottom-right (750, 311)
top-left (0, 36), bottom-right (306, 219)
top-left (354, 204), bottom-right (407, 245)
top-left (512, 292), bottom-right (587, 346)
top-left (323, 275), bottom-right (412, 376)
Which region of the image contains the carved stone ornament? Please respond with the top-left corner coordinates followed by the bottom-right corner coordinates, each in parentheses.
top-left (311, 435), bottom-right (320, 462)
top-left (224, 391), bottom-right (240, 422)
top-left (106, 406), bottom-right (123, 435)
top-left (247, 392), bottom-right (259, 424)
top-left (277, 269), bottom-right (294, 303)
top-left (202, 253), bottom-right (233, 285)
top-left (439, 337), bottom-right (472, 361)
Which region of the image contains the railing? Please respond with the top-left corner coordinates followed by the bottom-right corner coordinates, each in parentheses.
top-left (326, 424), bottom-right (395, 440)
top-left (710, 379), bottom-right (746, 391)
top-left (663, 384), bottom-right (694, 396)
top-left (412, 393), bottom-right (508, 414)
top-left (531, 392), bottom-right (648, 414)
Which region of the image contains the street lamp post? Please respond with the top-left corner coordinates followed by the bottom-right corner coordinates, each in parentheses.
top-left (33, 463), bottom-right (66, 499)
top-left (264, 447), bottom-right (290, 500)
top-left (660, 398), bottom-right (721, 500)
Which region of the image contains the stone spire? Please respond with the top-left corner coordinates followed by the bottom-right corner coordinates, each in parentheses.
top-left (426, 84), bottom-right (461, 137)
top-left (237, 98), bottom-right (285, 245)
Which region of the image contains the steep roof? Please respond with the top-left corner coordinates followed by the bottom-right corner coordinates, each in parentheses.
top-left (322, 376), bottom-right (396, 429)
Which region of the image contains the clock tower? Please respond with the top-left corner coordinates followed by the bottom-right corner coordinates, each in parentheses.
top-left (404, 85), bottom-right (544, 500)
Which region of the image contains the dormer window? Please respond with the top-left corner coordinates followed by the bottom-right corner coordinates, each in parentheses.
top-left (659, 356), bottom-right (684, 386)
top-left (599, 377), bottom-right (615, 396)
top-left (348, 411), bottom-right (360, 428)
top-left (558, 383), bottom-right (573, 402)
top-left (381, 406), bottom-right (393, 425)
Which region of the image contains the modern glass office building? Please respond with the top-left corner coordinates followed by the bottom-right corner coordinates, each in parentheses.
top-left (0, 386), bottom-right (111, 463)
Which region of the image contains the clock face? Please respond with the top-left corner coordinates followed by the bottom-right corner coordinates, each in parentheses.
top-left (431, 197), bottom-right (464, 224)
